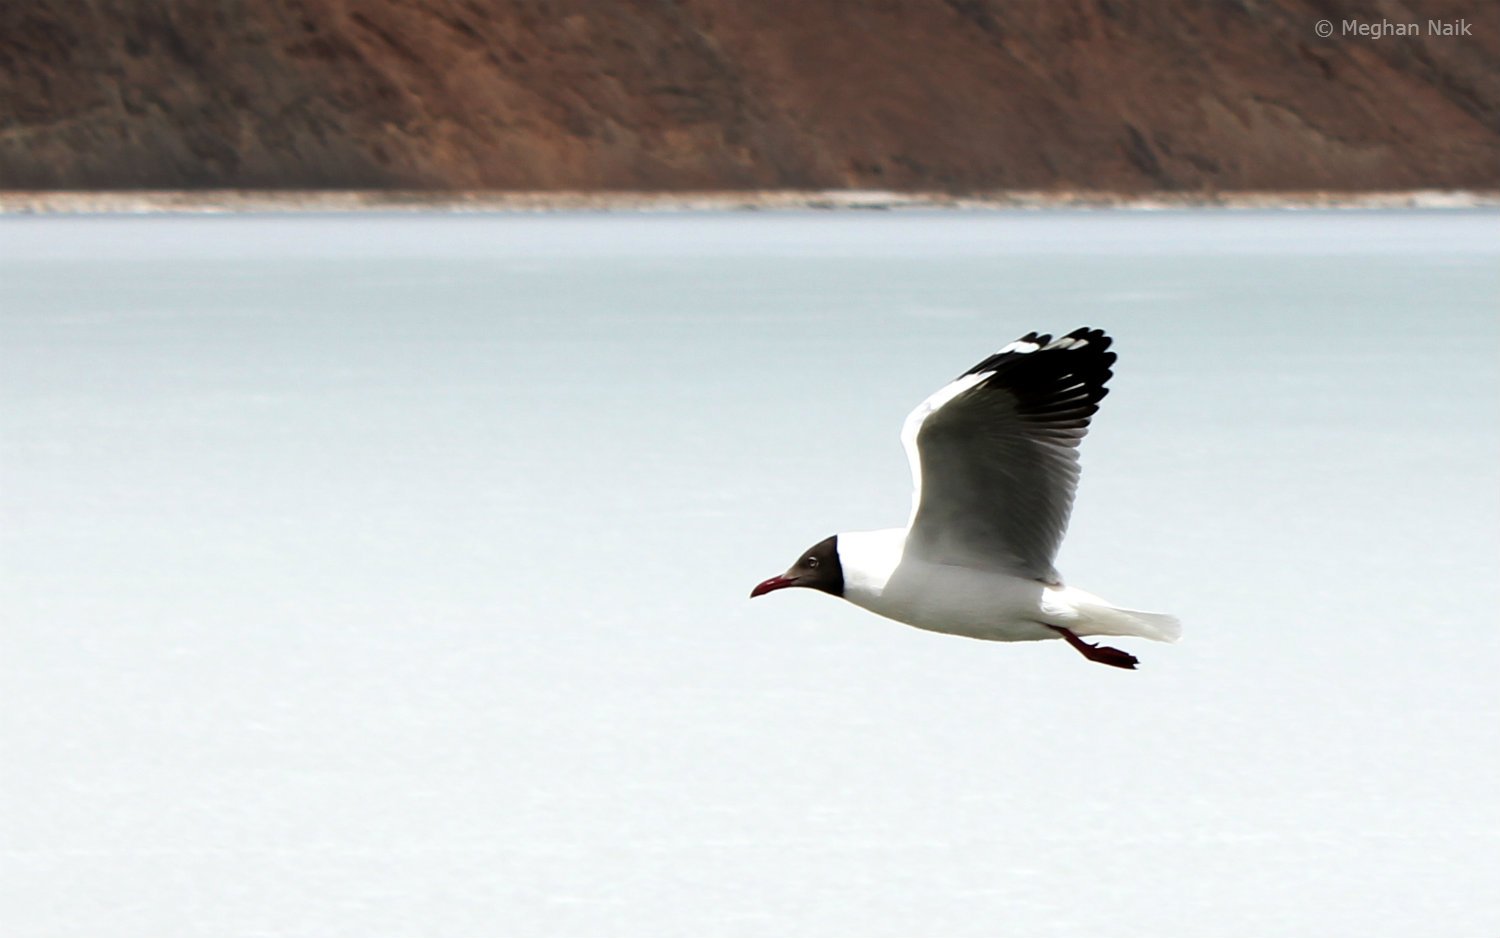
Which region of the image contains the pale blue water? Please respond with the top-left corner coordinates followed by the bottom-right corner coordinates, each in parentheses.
top-left (3, 211), bottom-right (1498, 937)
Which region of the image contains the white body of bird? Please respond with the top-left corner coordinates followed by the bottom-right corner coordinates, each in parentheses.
top-left (836, 527), bottom-right (1181, 644)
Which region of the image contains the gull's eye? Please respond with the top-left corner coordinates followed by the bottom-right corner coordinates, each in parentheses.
top-left (805, 556), bottom-right (820, 569)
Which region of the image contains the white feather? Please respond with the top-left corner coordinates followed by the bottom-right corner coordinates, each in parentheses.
top-left (899, 371), bottom-right (988, 526)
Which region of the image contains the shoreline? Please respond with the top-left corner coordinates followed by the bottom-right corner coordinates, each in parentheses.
top-left (2, 189), bottom-right (1498, 215)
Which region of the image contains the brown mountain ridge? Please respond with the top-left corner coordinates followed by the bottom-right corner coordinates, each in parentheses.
top-left (2, 0), bottom-right (1497, 191)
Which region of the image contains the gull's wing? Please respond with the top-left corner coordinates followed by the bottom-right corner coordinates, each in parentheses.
top-left (900, 328), bottom-right (1116, 582)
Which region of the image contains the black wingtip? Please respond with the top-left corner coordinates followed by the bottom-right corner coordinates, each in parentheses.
top-left (952, 328), bottom-right (1118, 427)
top-left (961, 327), bottom-right (1116, 379)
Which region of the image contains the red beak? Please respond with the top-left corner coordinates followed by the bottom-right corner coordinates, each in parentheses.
top-left (750, 574), bottom-right (796, 598)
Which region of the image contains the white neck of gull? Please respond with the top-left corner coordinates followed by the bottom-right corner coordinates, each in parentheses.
top-left (834, 528), bottom-right (909, 605)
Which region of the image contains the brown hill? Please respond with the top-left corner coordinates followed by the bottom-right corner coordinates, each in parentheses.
top-left (2, 0), bottom-right (1497, 191)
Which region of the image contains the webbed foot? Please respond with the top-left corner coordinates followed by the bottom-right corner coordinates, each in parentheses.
top-left (1048, 626), bottom-right (1139, 670)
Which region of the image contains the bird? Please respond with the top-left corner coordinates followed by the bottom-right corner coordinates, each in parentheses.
top-left (750, 327), bottom-right (1179, 669)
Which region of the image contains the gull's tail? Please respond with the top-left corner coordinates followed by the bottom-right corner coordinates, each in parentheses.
top-left (1048, 586), bottom-right (1183, 643)
top-left (1101, 606), bottom-right (1182, 643)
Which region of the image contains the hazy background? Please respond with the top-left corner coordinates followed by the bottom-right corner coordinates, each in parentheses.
top-left (3, 210), bottom-right (1497, 936)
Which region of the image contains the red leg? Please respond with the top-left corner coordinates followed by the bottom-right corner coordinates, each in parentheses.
top-left (1048, 626), bottom-right (1139, 670)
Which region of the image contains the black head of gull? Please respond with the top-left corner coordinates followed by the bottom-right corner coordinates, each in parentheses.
top-left (750, 327), bottom-right (1180, 670)
top-left (750, 535), bottom-right (844, 598)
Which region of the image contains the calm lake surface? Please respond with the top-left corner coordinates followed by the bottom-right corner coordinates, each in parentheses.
top-left (3, 211), bottom-right (1498, 937)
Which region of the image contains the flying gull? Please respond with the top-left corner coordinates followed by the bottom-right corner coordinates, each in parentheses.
top-left (751, 327), bottom-right (1179, 669)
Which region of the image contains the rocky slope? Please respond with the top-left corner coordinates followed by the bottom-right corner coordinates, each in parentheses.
top-left (2, 0), bottom-right (1496, 191)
